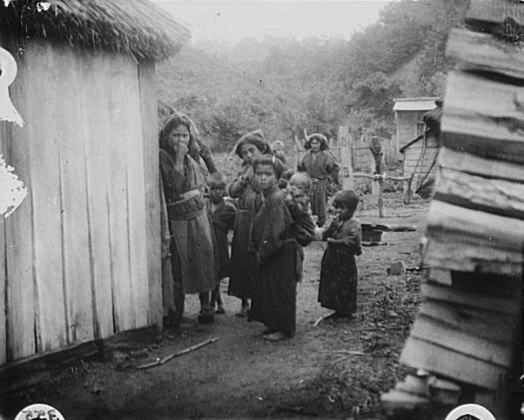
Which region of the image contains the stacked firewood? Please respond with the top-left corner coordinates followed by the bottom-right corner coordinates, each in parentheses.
top-left (382, 1), bottom-right (524, 419)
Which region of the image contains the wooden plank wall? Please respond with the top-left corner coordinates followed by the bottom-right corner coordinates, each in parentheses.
top-left (138, 62), bottom-right (163, 327)
top-left (392, 7), bottom-right (524, 416)
top-left (1, 41), bottom-right (155, 364)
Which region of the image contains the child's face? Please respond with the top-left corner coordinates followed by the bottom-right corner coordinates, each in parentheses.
top-left (287, 174), bottom-right (308, 198)
top-left (334, 203), bottom-right (351, 220)
top-left (209, 184), bottom-right (226, 203)
top-left (274, 148), bottom-right (285, 159)
top-left (255, 164), bottom-right (277, 193)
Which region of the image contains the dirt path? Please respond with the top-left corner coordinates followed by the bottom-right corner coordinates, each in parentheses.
top-left (3, 200), bottom-right (428, 420)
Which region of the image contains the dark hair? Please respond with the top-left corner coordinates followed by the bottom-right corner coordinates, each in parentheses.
top-left (304, 133), bottom-right (329, 151)
top-left (234, 129), bottom-right (272, 159)
top-left (253, 155), bottom-right (287, 179)
top-left (207, 172), bottom-right (227, 189)
top-left (333, 190), bottom-right (359, 214)
top-left (159, 113), bottom-right (199, 158)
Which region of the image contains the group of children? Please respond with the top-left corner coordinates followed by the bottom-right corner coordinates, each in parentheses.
top-left (160, 114), bottom-right (362, 341)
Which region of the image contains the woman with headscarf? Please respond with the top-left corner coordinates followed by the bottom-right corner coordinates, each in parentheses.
top-left (227, 130), bottom-right (272, 317)
top-left (159, 113), bottom-right (217, 327)
top-left (297, 133), bottom-right (339, 227)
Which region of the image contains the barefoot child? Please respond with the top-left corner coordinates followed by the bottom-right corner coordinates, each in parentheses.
top-left (318, 190), bottom-right (362, 318)
top-left (248, 156), bottom-right (297, 341)
top-left (207, 172), bottom-right (237, 314)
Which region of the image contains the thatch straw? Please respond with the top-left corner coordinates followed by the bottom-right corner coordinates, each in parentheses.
top-left (0, 0), bottom-right (190, 61)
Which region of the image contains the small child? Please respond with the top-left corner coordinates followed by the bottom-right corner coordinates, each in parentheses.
top-left (284, 172), bottom-right (316, 282)
top-left (207, 172), bottom-right (237, 314)
top-left (318, 190), bottom-right (362, 318)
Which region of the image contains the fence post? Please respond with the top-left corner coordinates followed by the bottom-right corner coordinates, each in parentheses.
top-left (338, 126), bottom-right (353, 190)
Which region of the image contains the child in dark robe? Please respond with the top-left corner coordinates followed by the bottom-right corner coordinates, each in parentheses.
top-left (207, 172), bottom-right (237, 314)
top-left (318, 190), bottom-right (362, 318)
top-left (248, 156), bottom-right (297, 342)
top-left (284, 172), bottom-right (316, 282)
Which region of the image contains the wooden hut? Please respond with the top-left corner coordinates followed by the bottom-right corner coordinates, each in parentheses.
top-left (393, 97), bottom-right (439, 162)
top-left (0, 0), bottom-right (189, 388)
top-left (399, 102), bottom-right (442, 194)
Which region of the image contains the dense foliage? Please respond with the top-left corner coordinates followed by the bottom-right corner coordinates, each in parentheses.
top-left (157, 0), bottom-right (468, 153)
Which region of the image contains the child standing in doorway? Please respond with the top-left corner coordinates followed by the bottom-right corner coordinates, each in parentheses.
top-left (207, 172), bottom-right (237, 314)
top-left (318, 190), bottom-right (362, 318)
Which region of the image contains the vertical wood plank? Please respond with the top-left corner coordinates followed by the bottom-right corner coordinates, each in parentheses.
top-left (5, 49), bottom-right (36, 360)
top-left (106, 56), bottom-right (135, 332)
top-left (138, 61), bottom-right (162, 327)
top-left (82, 52), bottom-right (114, 340)
top-left (54, 46), bottom-right (93, 344)
top-left (27, 42), bottom-right (67, 352)
top-left (0, 122), bottom-right (8, 364)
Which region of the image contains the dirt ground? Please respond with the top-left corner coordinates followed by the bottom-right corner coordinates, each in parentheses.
top-left (2, 194), bottom-right (429, 420)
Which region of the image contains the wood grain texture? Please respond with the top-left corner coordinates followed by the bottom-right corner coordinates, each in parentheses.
top-left (138, 61), bottom-right (163, 327)
top-left (411, 315), bottom-right (512, 367)
top-left (27, 42), bottom-right (68, 352)
top-left (82, 52), bottom-right (114, 340)
top-left (466, 0), bottom-right (524, 33)
top-left (442, 71), bottom-right (524, 164)
top-left (434, 166), bottom-right (524, 219)
top-left (419, 300), bottom-right (516, 344)
top-left (447, 28), bottom-right (524, 79)
top-left (438, 147), bottom-right (524, 182)
top-left (55, 46), bottom-right (94, 345)
top-left (400, 336), bottom-right (508, 390)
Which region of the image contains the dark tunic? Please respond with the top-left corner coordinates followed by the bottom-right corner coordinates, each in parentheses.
top-left (160, 149), bottom-right (217, 294)
top-left (248, 189), bottom-right (297, 334)
top-left (318, 216), bottom-right (362, 314)
top-left (297, 151), bottom-right (339, 226)
top-left (208, 198), bottom-right (237, 280)
top-left (228, 163), bottom-right (258, 299)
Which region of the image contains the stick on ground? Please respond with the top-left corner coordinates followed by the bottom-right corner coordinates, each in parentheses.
top-left (137, 337), bottom-right (220, 370)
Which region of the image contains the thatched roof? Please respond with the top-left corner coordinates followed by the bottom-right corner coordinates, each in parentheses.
top-left (0, 0), bottom-right (190, 61)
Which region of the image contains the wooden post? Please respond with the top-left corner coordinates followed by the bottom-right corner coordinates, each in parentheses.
top-left (378, 175), bottom-right (384, 218)
top-left (338, 126), bottom-right (353, 190)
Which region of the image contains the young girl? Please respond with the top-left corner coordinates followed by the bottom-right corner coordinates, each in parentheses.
top-left (297, 133), bottom-right (339, 227)
top-left (159, 113), bottom-right (217, 327)
top-left (207, 172), bottom-right (237, 314)
top-left (228, 130), bottom-right (272, 317)
top-left (248, 156), bottom-right (297, 342)
top-left (318, 190), bottom-right (362, 318)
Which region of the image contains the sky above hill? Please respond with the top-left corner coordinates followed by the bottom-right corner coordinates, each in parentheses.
top-left (154, 1), bottom-right (396, 42)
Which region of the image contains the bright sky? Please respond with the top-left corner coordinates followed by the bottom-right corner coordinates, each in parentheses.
top-left (154, 1), bottom-right (395, 42)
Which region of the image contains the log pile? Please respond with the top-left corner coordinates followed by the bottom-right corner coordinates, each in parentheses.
top-left (382, 1), bottom-right (523, 418)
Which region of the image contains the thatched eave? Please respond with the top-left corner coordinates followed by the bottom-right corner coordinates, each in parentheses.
top-left (0, 0), bottom-right (190, 62)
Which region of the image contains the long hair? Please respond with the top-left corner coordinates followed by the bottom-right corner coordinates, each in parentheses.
top-left (304, 133), bottom-right (329, 151)
top-left (159, 113), bottom-right (199, 158)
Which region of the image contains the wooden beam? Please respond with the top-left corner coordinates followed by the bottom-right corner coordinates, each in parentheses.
top-left (447, 28), bottom-right (524, 80)
top-left (466, 0), bottom-right (524, 33)
top-left (442, 71), bottom-right (524, 165)
top-left (438, 147), bottom-right (524, 183)
top-left (434, 166), bottom-right (524, 220)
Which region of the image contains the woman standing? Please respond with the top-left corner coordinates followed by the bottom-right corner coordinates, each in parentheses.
top-left (248, 156), bottom-right (297, 341)
top-left (297, 133), bottom-right (339, 227)
top-left (228, 130), bottom-right (272, 317)
top-left (159, 113), bottom-right (217, 327)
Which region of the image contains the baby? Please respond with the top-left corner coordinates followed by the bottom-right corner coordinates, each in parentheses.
top-left (284, 172), bottom-right (316, 281)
